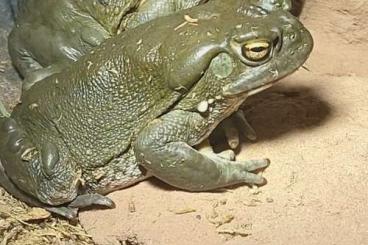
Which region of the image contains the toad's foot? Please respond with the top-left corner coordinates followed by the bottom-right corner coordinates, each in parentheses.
top-left (68, 193), bottom-right (115, 209)
top-left (218, 110), bottom-right (257, 150)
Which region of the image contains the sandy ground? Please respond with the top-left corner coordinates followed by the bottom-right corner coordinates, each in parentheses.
top-left (0, 0), bottom-right (367, 244)
top-left (78, 0), bottom-right (368, 244)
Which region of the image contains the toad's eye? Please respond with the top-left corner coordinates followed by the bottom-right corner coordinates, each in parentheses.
top-left (242, 40), bottom-right (271, 62)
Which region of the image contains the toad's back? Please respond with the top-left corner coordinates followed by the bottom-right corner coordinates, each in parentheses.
top-left (11, 33), bottom-right (180, 168)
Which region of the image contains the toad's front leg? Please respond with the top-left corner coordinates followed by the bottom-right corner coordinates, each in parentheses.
top-left (134, 110), bottom-right (269, 191)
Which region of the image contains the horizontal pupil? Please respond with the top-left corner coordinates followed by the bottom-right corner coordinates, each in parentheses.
top-left (250, 46), bottom-right (267, 52)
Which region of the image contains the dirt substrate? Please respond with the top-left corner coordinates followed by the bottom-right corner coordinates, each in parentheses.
top-left (1, 0), bottom-right (368, 244)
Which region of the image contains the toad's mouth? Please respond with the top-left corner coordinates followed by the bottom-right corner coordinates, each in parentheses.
top-left (245, 82), bottom-right (274, 97)
top-left (222, 62), bottom-right (280, 97)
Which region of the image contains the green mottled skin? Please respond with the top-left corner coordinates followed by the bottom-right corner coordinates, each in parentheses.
top-left (8, 0), bottom-right (207, 90)
top-left (0, 0), bottom-right (313, 217)
top-left (8, 0), bottom-right (292, 90)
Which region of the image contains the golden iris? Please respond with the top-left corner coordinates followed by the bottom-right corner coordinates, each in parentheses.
top-left (242, 40), bottom-right (271, 62)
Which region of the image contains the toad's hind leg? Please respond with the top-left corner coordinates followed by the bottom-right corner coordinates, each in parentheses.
top-left (0, 118), bottom-right (80, 205)
top-left (0, 126), bottom-right (80, 219)
top-left (0, 151), bottom-right (113, 219)
top-left (85, 148), bottom-right (150, 195)
top-left (0, 157), bottom-right (44, 208)
top-left (0, 160), bottom-right (79, 219)
top-left (0, 117), bottom-right (117, 218)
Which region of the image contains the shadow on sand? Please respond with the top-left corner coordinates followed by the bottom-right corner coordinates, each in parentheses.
top-left (292, 0), bottom-right (306, 17)
top-left (240, 84), bottom-right (332, 143)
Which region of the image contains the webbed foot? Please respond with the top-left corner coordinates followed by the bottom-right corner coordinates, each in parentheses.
top-left (44, 194), bottom-right (115, 219)
top-left (46, 206), bottom-right (78, 220)
top-left (203, 151), bottom-right (270, 186)
top-left (198, 141), bottom-right (268, 185)
top-left (68, 193), bottom-right (115, 209)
